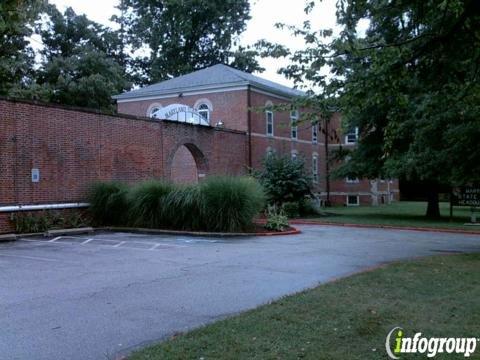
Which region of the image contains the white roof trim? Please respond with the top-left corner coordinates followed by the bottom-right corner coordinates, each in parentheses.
top-left (116, 85), bottom-right (249, 103)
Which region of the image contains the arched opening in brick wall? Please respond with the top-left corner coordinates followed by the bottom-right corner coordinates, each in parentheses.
top-left (169, 143), bottom-right (208, 184)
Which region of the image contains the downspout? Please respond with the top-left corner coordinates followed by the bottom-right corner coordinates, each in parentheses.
top-left (247, 85), bottom-right (253, 172)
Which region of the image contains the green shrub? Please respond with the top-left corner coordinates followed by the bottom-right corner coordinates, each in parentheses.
top-left (282, 201), bottom-right (300, 218)
top-left (299, 197), bottom-right (321, 216)
top-left (264, 205), bottom-right (289, 232)
top-left (255, 154), bottom-right (312, 205)
top-left (88, 176), bottom-right (265, 232)
top-left (88, 181), bottom-right (129, 225)
top-left (128, 180), bottom-right (174, 228)
top-left (10, 210), bottom-right (88, 233)
top-left (200, 176), bottom-right (265, 232)
top-left (163, 185), bottom-right (205, 230)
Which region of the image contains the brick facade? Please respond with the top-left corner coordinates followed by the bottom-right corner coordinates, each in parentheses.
top-left (0, 78), bottom-right (400, 233)
top-left (116, 87), bottom-right (400, 208)
top-left (0, 98), bottom-right (246, 233)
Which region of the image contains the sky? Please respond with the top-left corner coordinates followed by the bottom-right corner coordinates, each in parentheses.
top-left (48, 0), bottom-right (341, 87)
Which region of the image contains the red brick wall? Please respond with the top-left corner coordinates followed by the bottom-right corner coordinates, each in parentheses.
top-left (170, 145), bottom-right (198, 184)
top-left (0, 98), bottom-right (247, 233)
top-left (248, 91), bottom-right (325, 192)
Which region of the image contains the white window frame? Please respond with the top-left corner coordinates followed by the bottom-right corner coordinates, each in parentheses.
top-left (346, 195), bottom-right (360, 206)
top-left (346, 177), bottom-right (360, 183)
top-left (312, 154), bottom-right (318, 183)
top-left (147, 103), bottom-right (162, 118)
top-left (266, 110), bottom-right (274, 136)
top-left (312, 124), bottom-right (318, 144)
top-left (197, 103), bottom-right (210, 123)
top-left (290, 110), bottom-right (298, 140)
top-left (345, 126), bottom-right (359, 144)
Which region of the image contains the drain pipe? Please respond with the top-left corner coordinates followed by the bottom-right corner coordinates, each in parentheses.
top-left (0, 203), bottom-right (89, 212)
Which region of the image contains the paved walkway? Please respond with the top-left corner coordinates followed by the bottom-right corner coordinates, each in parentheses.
top-left (0, 225), bottom-right (479, 359)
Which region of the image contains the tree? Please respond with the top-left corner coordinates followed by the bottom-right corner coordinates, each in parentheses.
top-left (261, 0), bottom-right (480, 217)
top-left (0, 0), bottom-right (43, 95)
top-left (117, 0), bottom-right (263, 83)
top-left (255, 153), bottom-right (312, 205)
top-left (23, 4), bottom-right (131, 111)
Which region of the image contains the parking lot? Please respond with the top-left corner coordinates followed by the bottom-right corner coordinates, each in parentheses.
top-left (1, 225), bottom-right (479, 360)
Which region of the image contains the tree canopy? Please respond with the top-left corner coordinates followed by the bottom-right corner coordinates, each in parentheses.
top-left (117, 0), bottom-right (263, 83)
top-left (0, 0), bottom-right (42, 95)
top-left (264, 0), bottom-right (480, 216)
top-left (1, 0), bottom-right (262, 109)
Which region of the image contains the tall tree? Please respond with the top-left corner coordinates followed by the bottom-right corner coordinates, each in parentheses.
top-left (262, 0), bottom-right (480, 217)
top-left (0, 0), bottom-right (43, 95)
top-left (24, 4), bottom-right (131, 111)
top-left (117, 0), bottom-right (263, 83)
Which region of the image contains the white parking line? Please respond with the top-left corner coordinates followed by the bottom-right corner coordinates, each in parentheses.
top-left (17, 237), bottom-right (188, 251)
top-left (48, 236), bottom-right (63, 242)
top-left (148, 242), bottom-right (187, 249)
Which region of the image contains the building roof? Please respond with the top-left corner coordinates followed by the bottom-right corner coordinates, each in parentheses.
top-left (113, 64), bottom-right (305, 101)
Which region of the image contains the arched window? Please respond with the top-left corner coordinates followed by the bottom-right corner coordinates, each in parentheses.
top-left (147, 103), bottom-right (162, 118)
top-left (197, 103), bottom-right (210, 123)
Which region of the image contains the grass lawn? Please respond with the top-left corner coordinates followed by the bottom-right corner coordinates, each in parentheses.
top-left (303, 201), bottom-right (480, 232)
top-left (130, 254), bottom-right (480, 360)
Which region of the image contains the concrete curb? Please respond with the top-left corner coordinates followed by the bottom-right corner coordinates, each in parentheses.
top-left (99, 226), bottom-right (301, 237)
top-left (45, 227), bottom-right (94, 236)
top-left (2, 226), bottom-right (301, 239)
top-left (0, 233), bottom-right (17, 242)
top-left (290, 220), bottom-right (480, 236)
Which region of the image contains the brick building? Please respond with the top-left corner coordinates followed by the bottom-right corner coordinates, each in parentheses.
top-left (0, 64), bottom-right (399, 233)
top-left (115, 64), bottom-right (399, 206)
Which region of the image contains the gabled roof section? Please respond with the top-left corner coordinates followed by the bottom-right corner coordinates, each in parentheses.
top-left (113, 64), bottom-right (305, 101)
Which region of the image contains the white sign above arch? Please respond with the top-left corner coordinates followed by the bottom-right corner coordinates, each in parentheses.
top-left (151, 103), bottom-right (210, 126)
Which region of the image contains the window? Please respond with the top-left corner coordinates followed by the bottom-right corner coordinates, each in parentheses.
top-left (197, 103), bottom-right (210, 123)
top-left (266, 146), bottom-right (275, 157)
top-left (345, 127), bottom-right (359, 144)
top-left (291, 151), bottom-right (298, 161)
top-left (147, 103), bottom-right (162, 118)
top-left (266, 110), bottom-right (274, 136)
top-left (312, 154), bottom-right (318, 183)
top-left (346, 177), bottom-right (359, 183)
top-left (312, 124), bottom-right (318, 143)
top-left (347, 195), bottom-right (360, 206)
top-left (290, 110), bottom-right (298, 140)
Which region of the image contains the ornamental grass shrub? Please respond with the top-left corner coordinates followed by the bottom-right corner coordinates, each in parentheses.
top-left (127, 180), bottom-right (175, 228)
top-left (87, 176), bottom-right (265, 233)
top-left (162, 185), bottom-right (205, 230)
top-left (200, 176), bottom-right (265, 232)
top-left (87, 181), bottom-right (129, 225)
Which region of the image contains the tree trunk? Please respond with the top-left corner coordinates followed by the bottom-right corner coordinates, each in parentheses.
top-left (426, 186), bottom-right (441, 218)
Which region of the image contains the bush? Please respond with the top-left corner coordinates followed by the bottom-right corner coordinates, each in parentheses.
top-left (264, 205), bottom-right (289, 232)
top-left (10, 210), bottom-right (88, 233)
top-left (128, 180), bottom-right (174, 228)
top-left (255, 154), bottom-right (312, 205)
top-left (282, 201), bottom-right (300, 218)
top-left (88, 177), bottom-right (265, 233)
top-left (299, 197), bottom-right (321, 216)
top-left (162, 184), bottom-right (205, 230)
top-left (200, 176), bottom-right (265, 232)
top-left (87, 181), bottom-right (129, 225)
